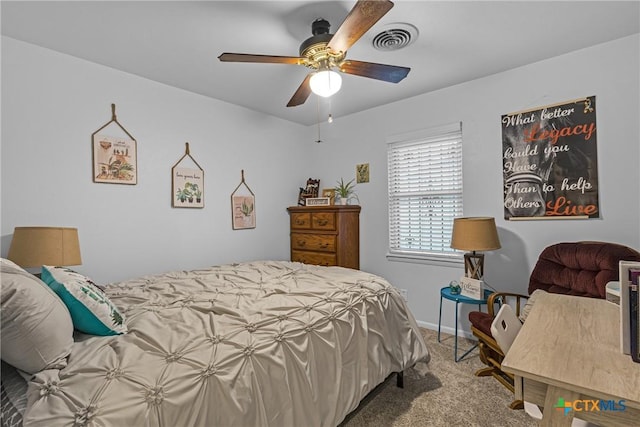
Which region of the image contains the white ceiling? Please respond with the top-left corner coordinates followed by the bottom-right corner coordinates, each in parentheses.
top-left (2, 1), bottom-right (639, 126)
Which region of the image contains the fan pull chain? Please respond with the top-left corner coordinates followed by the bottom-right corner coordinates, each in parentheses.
top-left (315, 95), bottom-right (322, 143)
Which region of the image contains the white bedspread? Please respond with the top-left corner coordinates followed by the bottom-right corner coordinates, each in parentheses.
top-left (24, 261), bottom-right (429, 426)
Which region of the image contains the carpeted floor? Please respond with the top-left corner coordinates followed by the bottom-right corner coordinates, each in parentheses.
top-left (340, 328), bottom-right (537, 427)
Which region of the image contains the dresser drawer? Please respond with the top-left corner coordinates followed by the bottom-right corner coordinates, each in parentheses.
top-left (291, 233), bottom-right (336, 252)
top-left (290, 212), bottom-right (311, 229)
top-left (291, 250), bottom-right (337, 267)
top-left (291, 211), bottom-right (336, 230)
top-left (311, 212), bottom-right (335, 230)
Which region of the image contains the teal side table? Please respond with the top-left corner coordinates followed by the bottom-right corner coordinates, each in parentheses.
top-left (437, 286), bottom-right (492, 362)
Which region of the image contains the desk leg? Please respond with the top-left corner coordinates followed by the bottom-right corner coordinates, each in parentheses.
top-left (514, 375), bottom-right (523, 401)
top-left (541, 385), bottom-right (579, 427)
top-left (437, 295), bottom-right (443, 342)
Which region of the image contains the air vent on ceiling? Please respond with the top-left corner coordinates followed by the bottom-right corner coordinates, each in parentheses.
top-left (372, 23), bottom-right (418, 51)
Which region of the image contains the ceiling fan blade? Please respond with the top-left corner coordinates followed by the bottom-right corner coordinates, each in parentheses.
top-left (287, 74), bottom-right (313, 107)
top-left (218, 53), bottom-right (305, 65)
top-left (327, 0), bottom-right (394, 54)
top-left (340, 60), bottom-right (410, 83)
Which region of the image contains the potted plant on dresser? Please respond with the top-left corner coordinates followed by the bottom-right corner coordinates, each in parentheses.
top-left (334, 178), bottom-right (359, 205)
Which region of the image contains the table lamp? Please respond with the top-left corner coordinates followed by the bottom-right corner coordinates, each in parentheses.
top-left (7, 227), bottom-right (82, 274)
top-left (450, 217), bottom-right (501, 280)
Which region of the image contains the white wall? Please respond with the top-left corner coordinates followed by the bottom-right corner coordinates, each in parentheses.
top-left (2, 35), bottom-right (639, 337)
top-left (1, 37), bottom-right (311, 283)
top-left (310, 34), bottom-right (640, 335)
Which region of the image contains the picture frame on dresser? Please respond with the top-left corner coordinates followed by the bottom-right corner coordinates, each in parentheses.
top-left (305, 197), bottom-right (330, 206)
top-left (322, 188), bottom-right (336, 204)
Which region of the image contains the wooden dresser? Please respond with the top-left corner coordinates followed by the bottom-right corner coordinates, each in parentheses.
top-left (287, 205), bottom-right (361, 269)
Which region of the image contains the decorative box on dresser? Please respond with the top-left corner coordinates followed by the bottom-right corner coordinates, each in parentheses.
top-left (287, 205), bottom-right (361, 269)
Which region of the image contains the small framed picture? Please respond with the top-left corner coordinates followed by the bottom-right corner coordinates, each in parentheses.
top-left (305, 197), bottom-right (331, 206)
top-left (91, 104), bottom-right (137, 185)
top-left (356, 163), bottom-right (370, 183)
top-left (172, 167), bottom-right (204, 208)
top-left (93, 134), bottom-right (137, 184)
top-left (232, 195), bottom-right (255, 230)
top-left (322, 188), bottom-right (335, 204)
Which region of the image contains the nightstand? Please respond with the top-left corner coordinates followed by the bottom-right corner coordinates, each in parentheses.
top-left (438, 286), bottom-right (492, 362)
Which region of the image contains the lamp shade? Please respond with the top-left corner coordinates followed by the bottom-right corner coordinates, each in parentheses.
top-left (309, 70), bottom-right (342, 97)
top-left (450, 217), bottom-right (501, 251)
top-left (7, 227), bottom-right (81, 268)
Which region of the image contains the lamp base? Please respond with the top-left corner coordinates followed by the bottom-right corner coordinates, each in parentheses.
top-left (464, 252), bottom-right (484, 280)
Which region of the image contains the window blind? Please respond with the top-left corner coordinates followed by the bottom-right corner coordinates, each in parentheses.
top-left (387, 123), bottom-right (463, 262)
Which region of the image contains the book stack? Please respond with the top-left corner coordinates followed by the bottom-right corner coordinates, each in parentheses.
top-left (620, 261), bottom-right (640, 363)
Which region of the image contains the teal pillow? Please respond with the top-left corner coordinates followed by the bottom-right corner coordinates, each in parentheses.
top-left (41, 266), bottom-right (127, 336)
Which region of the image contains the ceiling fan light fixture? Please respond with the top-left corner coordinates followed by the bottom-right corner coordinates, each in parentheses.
top-left (219, 0), bottom-right (407, 108)
top-left (310, 70), bottom-right (342, 97)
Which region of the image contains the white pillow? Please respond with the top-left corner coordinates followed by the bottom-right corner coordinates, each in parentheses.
top-left (0, 258), bottom-right (23, 270)
top-left (41, 265), bottom-right (127, 336)
top-left (0, 260), bottom-right (74, 374)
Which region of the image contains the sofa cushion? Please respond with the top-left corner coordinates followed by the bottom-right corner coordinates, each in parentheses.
top-left (469, 310), bottom-right (494, 337)
top-left (528, 242), bottom-right (640, 298)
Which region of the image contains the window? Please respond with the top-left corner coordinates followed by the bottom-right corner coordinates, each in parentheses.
top-left (387, 122), bottom-right (463, 263)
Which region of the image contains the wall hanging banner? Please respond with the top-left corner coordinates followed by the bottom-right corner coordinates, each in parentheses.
top-left (92, 104), bottom-right (137, 185)
top-left (171, 142), bottom-right (204, 208)
top-left (501, 96), bottom-right (599, 220)
top-left (231, 170), bottom-right (255, 230)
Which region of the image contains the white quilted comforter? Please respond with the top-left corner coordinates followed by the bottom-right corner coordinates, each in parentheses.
top-left (23, 261), bottom-right (429, 426)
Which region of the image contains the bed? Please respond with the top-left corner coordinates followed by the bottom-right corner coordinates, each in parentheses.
top-left (1, 259), bottom-right (429, 426)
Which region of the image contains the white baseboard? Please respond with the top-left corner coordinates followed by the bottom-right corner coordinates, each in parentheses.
top-left (416, 320), bottom-right (475, 340)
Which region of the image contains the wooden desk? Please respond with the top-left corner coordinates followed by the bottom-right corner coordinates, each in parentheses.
top-left (502, 292), bottom-right (640, 426)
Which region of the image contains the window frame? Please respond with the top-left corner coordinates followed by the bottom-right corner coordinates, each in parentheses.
top-left (386, 122), bottom-right (464, 265)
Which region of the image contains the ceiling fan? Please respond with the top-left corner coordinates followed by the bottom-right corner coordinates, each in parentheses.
top-left (218, 0), bottom-right (410, 107)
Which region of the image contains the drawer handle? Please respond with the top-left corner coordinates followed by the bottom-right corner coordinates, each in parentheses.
top-left (318, 243), bottom-right (328, 249)
top-left (297, 240), bottom-right (306, 247)
top-left (295, 219), bottom-right (305, 225)
top-left (316, 219), bottom-right (328, 226)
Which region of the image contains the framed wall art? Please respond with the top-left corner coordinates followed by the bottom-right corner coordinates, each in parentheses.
top-left (231, 170), bottom-right (255, 230)
top-left (502, 96), bottom-right (599, 220)
top-left (92, 104), bottom-right (137, 184)
top-left (171, 142), bottom-right (204, 208)
top-left (356, 163), bottom-right (370, 183)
